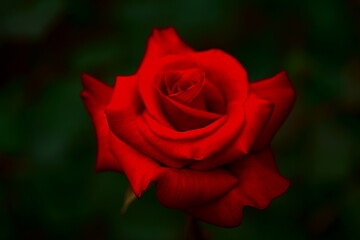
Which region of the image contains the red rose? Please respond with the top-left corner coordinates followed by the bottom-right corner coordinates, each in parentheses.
top-left (81, 27), bottom-right (295, 227)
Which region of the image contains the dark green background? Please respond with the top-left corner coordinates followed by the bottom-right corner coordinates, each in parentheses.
top-left (1, 0), bottom-right (359, 239)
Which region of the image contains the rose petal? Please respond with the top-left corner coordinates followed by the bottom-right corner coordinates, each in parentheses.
top-left (193, 49), bottom-right (249, 103)
top-left (186, 148), bottom-right (290, 227)
top-left (81, 73), bottom-right (112, 105)
top-left (250, 71), bottom-right (296, 150)
top-left (186, 187), bottom-right (243, 227)
top-left (190, 91), bottom-right (274, 170)
top-left (80, 73), bottom-right (121, 172)
top-left (108, 133), bottom-right (161, 197)
top-left (137, 27), bottom-right (193, 74)
top-left (136, 100), bottom-right (244, 160)
top-left (142, 110), bottom-right (227, 140)
top-left (203, 80), bottom-right (226, 114)
top-left (229, 148), bottom-right (290, 209)
top-left (158, 87), bottom-right (221, 131)
top-left (106, 75), bottom-right (193, 168)
top-left (156, 168), bottom-right (238, 209)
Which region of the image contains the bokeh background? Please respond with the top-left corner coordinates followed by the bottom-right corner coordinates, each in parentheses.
top-left (1, 0), bottom-right (359, 239)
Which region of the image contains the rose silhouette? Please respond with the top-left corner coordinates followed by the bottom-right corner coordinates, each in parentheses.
top-left (81, 27), bottom-right (295, 227)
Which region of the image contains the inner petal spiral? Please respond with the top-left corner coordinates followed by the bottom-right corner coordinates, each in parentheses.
top-left (157, 68), bottom-right (207, 111)
top-left (155, 68), bottom-right (222, 131)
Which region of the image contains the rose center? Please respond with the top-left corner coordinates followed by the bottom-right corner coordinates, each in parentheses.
top-left (155, 68), bottom-right (207, 110)
top-left (167, 69), bottom-right (204, 95)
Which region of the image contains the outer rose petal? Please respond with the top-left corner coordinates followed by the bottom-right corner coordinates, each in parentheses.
top-left (108, 133), bottom-right (161, 197)
top-left (156, 168), bottom-right (238, 209)
top-left (80, 73), bottom-right (121, 172)
top-left (109, 130), bottom-right (238, 207)
top-left (186, 149), bottom-right (290, 227)
top-left (186, 187), bottom-right (244, 228)
top-left (250, 71), bottom-right (296, 150)
top-left (137, 27), bottom-right (193, 74)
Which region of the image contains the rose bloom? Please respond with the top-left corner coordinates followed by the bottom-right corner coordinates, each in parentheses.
top-left (81, 27), bottom-right (295, 227)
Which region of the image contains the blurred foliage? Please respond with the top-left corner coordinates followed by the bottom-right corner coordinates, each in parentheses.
top-left (0, 0), bottom-right (359, 239)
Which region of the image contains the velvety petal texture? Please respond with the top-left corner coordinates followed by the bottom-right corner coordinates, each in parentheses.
top-left (81, 27), bottom-right (295, 228)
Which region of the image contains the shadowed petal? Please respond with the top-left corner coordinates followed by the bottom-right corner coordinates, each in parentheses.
top-left (193, 49), bottom-right (249, 103)
top-left (80, 73), bottom-right (120, 172)
top-left (190, 91), bottom-right (274, 170)
top-left (108, 133), bottom-right (161, 197)
top-left (186, 149), bottom-right (290, 227)
top-left (156, 168), bottom-right (238, 209)
top-left (250, 71), bottom-right (296, 150)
